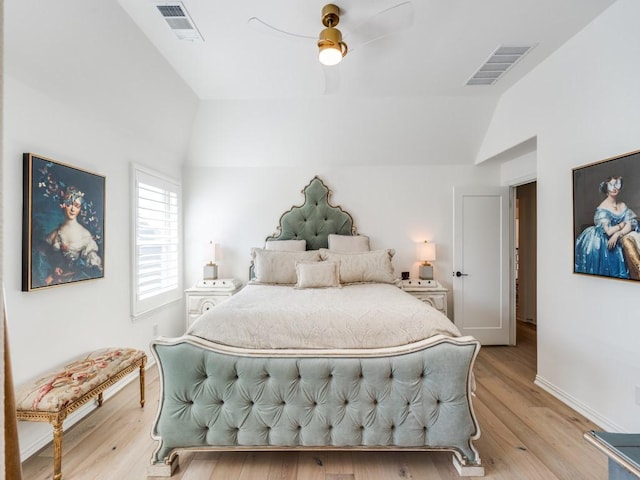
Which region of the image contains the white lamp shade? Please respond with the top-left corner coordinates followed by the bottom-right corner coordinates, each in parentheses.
top-left (418, 241), bottom-right (436, 263)
top-left (208, 241), bottom-right (218, 263)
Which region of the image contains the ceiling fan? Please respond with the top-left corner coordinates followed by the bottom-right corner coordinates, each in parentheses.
top-left (248, 2), bottom-right (414, 94)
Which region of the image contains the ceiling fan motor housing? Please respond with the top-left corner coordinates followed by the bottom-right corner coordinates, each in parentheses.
top-left (322, 4), bottom-right (340, 27)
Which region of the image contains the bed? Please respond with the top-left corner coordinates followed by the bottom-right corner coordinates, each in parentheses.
top-left (149, 177), bottom-right (484, 477)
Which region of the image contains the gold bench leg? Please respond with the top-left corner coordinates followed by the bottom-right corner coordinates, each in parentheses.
top-left (53, 415), bottom-right (64, 480)
top-left (139, 359), bottom-right (146, 408)
top-left (97, 392), bottom-right (103, 407)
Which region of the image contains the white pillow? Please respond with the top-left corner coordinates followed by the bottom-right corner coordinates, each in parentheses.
top-left (295, 261), bottom-right (341, 289)
top-left (328, 234), bottom-right (370, 252)
top-left (319, 249), bottom-right (396, 284)
top-left (251, 248), bottom-right (320, 284)
top-left (265, 239), bottom-right (307, 251)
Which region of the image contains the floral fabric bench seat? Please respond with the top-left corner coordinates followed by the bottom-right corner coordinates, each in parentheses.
top-left (15, 347), bottom-right (146, 480)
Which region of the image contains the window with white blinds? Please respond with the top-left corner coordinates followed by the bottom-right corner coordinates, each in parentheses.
top-left (131, 166), bottom-right (182, 318)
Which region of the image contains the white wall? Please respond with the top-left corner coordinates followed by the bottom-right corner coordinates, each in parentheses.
top-left (187, 96), bottom-right (497, 168)
top-left (3, 75), bottom-right (193, 459)
top-left (182, 164), bottom-right (501, 317)
top-left (478, 0), bottom-right (640, 431)
top-left (3, 0), bottom-right (199, 458)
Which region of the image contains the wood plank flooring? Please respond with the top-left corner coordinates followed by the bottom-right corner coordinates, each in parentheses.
top-left (21, 322), bottom-right (607, 479)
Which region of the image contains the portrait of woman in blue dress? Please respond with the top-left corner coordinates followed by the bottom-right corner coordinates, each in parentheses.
top-left (575, 176), bottom-right (639, 278)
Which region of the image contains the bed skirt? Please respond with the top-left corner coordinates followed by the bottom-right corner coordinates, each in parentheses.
top-left (149, 334), bottom-right (483, 475)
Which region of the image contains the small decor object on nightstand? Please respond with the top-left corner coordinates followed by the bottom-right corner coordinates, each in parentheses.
top-left (203, 240), bottom-right (218, 280)
top-left (400, 279), bottom-right (448, 316)
top-left (418, 240), bottom-right (436, 280)
top-left (185, 278), bottom-right (242, 331)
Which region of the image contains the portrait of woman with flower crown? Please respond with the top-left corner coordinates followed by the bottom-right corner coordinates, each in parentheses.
top-left (23, 154), bottom-right (105, 290)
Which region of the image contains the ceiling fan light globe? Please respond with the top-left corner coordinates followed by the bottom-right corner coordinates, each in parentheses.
top-left (319, 45), bottom-right (343, 66)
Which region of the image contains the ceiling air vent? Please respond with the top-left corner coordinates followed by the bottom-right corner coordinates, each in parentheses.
top-left (466, 45), bottom-right (535, 86)
top-left (155, 2), bottom-right (204, 42)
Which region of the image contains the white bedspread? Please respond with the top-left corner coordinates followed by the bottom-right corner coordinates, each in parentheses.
top-left (187, 283), bottom-right (460, 350)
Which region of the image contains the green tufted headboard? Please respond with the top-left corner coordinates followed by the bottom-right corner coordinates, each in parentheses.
top-left (266, 176), bottom-right (357, 250)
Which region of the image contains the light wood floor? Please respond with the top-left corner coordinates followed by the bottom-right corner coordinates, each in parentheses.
top-left (21, 323), bottom-right (607, 480)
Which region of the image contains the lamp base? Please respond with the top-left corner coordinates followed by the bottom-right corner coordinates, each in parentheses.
top-left (203, 263), bottom-right (218, 280)
top-left (419, 264), bottom-right (434, 280)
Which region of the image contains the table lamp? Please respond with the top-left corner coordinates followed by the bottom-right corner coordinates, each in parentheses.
top-left (418, 240), bottom-right (436, 280)
top-left (203, 241), bottom-right (218, 280)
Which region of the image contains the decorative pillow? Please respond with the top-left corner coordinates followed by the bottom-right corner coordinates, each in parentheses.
top-left (328, 234), bottom-right (370, 252)
top-left (251, 248), bottom-right (321, 284)
top-left (295, 261), bottom-right (341, 289)
top-left (319, 249), bottom-right (396, 284)
top-left (265, 239), bottom-right (307, 251)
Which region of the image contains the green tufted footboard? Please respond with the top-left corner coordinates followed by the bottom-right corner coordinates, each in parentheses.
top-left (149, 335), bottom-right (483, 475)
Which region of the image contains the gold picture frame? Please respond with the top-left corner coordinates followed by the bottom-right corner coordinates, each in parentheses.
top-left (22, 153), bottom-right (106, 291)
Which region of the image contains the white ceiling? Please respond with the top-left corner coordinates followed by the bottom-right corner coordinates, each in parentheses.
top-left (117, 0), bottom-right (617, 100)
top-left (3, 0), bottom-right (619, 168)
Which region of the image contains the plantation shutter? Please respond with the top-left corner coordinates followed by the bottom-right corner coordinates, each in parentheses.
top-left (132, 166), bottom-right (182, 317)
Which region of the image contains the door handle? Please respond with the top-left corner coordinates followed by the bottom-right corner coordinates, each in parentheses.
top-left (454, 271), bottom-right (469, 277)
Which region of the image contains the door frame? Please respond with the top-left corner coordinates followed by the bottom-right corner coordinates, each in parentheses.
top-left (509, 176), bottom-right (538, 345)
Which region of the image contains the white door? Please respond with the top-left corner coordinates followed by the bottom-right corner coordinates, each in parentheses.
top-left (453, 186), bottom-right (511, 345)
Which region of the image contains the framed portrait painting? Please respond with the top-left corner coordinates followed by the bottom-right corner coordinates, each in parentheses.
top-left (22, 153), bottom-right (105, 291)
top-left (573, 149), bottom-right (640, 281)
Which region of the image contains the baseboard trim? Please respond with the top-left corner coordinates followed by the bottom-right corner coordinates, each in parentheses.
top-left (534, 374), bottom-right (625, 433)
top-left (19, 359), bottom-right (155, 462)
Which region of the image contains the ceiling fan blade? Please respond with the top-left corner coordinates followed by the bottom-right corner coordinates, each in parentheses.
top-left (322, 65), bottom-right (341, 95)
top-left (247, 16), bottom-right (316, 41)
top-left (346, 1), bottom-right (414, 52)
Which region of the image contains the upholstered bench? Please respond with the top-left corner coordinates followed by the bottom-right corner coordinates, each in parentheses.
top-left (15, 347), bottom-right (146, 480)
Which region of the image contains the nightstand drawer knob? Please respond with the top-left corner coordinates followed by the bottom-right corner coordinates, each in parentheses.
top-left (202, 301), bottom-right (216, 312)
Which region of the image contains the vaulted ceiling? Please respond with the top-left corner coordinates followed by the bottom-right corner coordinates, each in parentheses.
top-left (116, 0), bottom-right (617, 100)
top-left (4, 0), bottom-right (619, 166)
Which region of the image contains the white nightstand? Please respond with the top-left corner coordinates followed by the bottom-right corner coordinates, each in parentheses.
top-left (184, 278), bottom-right (242, 331)
top-left (400, 279), bottom-right (448, 316)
